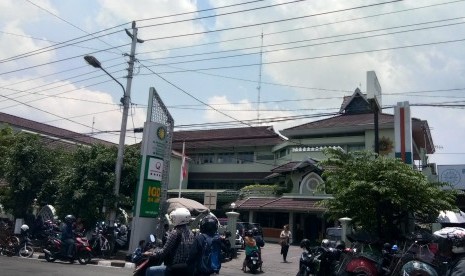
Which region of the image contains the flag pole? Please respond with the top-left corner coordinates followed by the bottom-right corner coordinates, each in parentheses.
top-left (178, 141), bottom-right (185, 198)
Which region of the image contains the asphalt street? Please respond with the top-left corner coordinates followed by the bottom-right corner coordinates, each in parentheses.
top-left (2, 242), bottom-right (302, 275)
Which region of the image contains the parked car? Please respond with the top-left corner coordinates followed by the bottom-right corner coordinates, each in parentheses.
top-left (238, 222), bottom-right (263, 238)
top-left (218, 218), bottom-right (245, 249)
top-left (325, 227), bottom-right (342, 247)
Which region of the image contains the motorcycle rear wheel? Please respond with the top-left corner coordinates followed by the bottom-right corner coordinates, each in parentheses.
top-left (18, 245), bottom-right (34, 258)
top-left (45, 252), bottom-right (56, 262)
top-left (77, 250), bottom-right (92, 265)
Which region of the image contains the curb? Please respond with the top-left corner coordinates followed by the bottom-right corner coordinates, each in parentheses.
top-left (31, 253), bottom-right (135, 269)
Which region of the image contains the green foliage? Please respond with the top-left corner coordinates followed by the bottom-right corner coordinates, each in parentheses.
top-left (240, 184), bottom-right (283, 198)
top-left (319, 148), bottom-right (456, 241)
top-left (54, 144), bottom-right (138, 226)
top-left (0, 129), bottom-right (64, 218)
top-left (55, 144), bottom-right (116, 224)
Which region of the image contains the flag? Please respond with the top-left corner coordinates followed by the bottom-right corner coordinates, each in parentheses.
top-left (181, 155), bottom-right (188, 181)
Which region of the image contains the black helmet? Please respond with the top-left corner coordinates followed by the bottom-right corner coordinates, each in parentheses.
top-left (64, 215), bottom-right (76, 224)
top-left (252, 227), bottom-right (259, 236)
top-left (300, 238), bottom-right (311, 249)
top-left (199, 215), bottom-right (218, 235)
top-left (245, 230), bottom-right (254, 237)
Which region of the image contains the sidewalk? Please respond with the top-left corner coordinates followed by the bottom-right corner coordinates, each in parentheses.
top-left (31, 250), bottom-right (135, 270)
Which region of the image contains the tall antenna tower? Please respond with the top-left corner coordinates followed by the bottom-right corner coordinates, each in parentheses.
top-left (256, 31), bottom-right (264, 126)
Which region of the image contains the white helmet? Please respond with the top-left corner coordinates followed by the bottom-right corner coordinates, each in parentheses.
top-left (433, 227), bottom-right (465, 254)
top-left (169, 207), bottom-right (191, 227)
top-left (20, 224), bottom-right (29, 231)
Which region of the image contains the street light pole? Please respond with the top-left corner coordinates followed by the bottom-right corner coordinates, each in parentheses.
top-left (84, 21), bottom-right (143, 224)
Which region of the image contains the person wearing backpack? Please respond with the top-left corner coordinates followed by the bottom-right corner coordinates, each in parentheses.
top-left (188, 214), bottom-right (221, 276)
top-left (144, 207), bottom-right (195, 276)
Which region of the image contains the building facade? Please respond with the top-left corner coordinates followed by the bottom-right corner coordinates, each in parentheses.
top-left (170, 89), bottom-right (436, 243)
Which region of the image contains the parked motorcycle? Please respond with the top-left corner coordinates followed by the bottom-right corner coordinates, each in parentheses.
top-left (112, 223), bottom-right (128, 253)
top-left (89, 225), bottom-right (111, 258)
top-left (298, 239), bottom-right (344, 276)
top-left (244, 249), bottom-right (262, 274)
top-left (0, 220), bottom-right (19, 256)
top-left (43, 233), bottom-right (92, 264)
top-left (17, 224), bottom-right (34, 258)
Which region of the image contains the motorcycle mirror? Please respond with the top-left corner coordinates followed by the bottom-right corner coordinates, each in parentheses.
top-left (150, 234), bottom-right (155, 243)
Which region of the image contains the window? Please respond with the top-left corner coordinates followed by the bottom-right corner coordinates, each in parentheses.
top-left (347, 144), bottom-right (365, 152)
top-left (256, 154), bottom-right (274, 161)
top-left (237, 152), bottom-right (254, 164)
top-left (217, 153), bottom-right (234, 164)
top-left (198, 153), bottom-right (215, 164)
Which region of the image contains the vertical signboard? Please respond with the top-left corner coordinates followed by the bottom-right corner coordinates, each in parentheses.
top-left (130, 87), bottom-right (173, 253)
top-left (394, 101), bottom-right (413, 164)
top-left (138, 122), bottom-right (168, 217)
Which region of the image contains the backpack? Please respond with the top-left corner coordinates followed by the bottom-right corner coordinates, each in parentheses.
top-left (198, 233), bottom-right (221, 274)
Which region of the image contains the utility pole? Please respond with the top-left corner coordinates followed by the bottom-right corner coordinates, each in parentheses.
top-left (111, 21), bottom-right (144, 224)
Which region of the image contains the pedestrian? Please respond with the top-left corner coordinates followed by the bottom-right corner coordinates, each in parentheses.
top-left (431, 227), bottom-right (465, 275)
top-left (279, 224), bottom-right (292, 263)
top-left (143, 207), bottom-right (195, 276)
top-left (188, 214), bottom-right (221, 275)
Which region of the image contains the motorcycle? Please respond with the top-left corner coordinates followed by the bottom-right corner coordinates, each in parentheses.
top-left (43, 233), bottom-right (92, 264)
top-left (132, 235), bottom-right (162, 276)
top-left (220, 231), bottom-right (235, 262)
top-left (244, 249), bottom-right (262, 274)
top-left (17, 227), bottom-right (34, 258)
top-left (112, 223), bottom-right (128, 253)
top-left (89, 225), bottom-right (112, 258)
top-left (298, 239), bottom-right (344, 276)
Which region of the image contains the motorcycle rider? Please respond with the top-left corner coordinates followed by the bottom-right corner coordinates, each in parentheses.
top-left (252, 227), bottom-right (264, 265)
top-left (61, 214), bottom-right (76, 258)
top-left (188, 214), bottom-right (221, 275)
top-left (242, 229), bottom-right (259, 271)
top-left (433, 227), bottom-right (465, 276)
top-left (144, 207), bottom-right (194, 276)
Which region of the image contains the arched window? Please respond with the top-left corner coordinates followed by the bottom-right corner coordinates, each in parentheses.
top-left (299, 172), bottom-right (324, 195)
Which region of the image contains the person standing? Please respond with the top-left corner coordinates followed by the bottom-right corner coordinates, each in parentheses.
top-left (279, 224), bottom-right (292, 263)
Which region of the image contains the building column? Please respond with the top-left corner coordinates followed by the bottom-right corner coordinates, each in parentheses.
top-left (248, 210), bottom-right (254, 223)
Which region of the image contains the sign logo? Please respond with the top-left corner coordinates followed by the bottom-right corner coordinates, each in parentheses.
top-left (157, 126), bottom-right (166, 140)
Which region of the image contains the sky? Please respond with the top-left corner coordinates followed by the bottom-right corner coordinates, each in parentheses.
top-left (0, 0), bottom-right (464, 166)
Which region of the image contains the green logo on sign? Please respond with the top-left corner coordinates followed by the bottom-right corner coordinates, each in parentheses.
top-left (157, 126), bottom-right (166, 140)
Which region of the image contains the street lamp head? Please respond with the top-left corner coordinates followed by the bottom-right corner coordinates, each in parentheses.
top-left (84, 55), bottom-right (102, 68)
top-left (230, 202), bottom-right (236, 210)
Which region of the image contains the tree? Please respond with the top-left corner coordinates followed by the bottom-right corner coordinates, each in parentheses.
top-left (319, 148), bottom-right (456, 242)
top-left (55, 144), bottom-right (138, 227)
top-left (0, 129), bottom-right (63, 219)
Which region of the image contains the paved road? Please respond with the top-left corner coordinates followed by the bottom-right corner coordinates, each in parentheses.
top-left (221, 243), bottom-right (302, 276)
top-left (0, 255), bottom-right (131, 276)
top-left (3, 242), bottom-right (302, 275)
